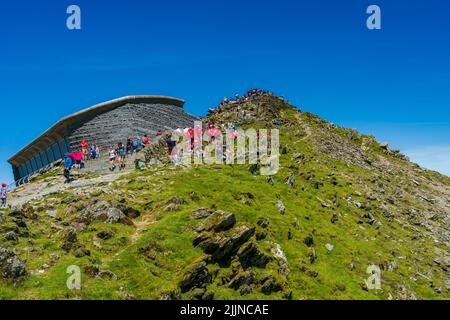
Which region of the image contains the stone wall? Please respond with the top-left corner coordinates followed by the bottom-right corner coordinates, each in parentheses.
top-left (67, 102), bottom-right (197, 151)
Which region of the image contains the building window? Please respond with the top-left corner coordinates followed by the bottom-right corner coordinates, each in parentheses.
top-left (35, 155), bottom-right (43, 169)
top-left (52, 143), bottom-right (61, 160)
top-left (40, 151), bottom-right (49, 167)
top-left (18, 165), bottom-right (26, 178)
top-left (30, 157), bottom-right (38, 172)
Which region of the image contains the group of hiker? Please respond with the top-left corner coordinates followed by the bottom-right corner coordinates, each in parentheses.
top-left (216, 88), bottom-right (269, 113)
top-left (63, 132), bottom-right (164, 183)
top-left (165, 120), bottom-right (240, 163)
top-left (60, 89), bottom-right (268, 182)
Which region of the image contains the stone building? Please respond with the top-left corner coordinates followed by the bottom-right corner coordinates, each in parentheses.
top-left (8, 95), bottom-right (197, 182)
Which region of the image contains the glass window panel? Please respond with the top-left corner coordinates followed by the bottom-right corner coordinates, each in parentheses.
top-left (35, 155), bottom-right (43, 169)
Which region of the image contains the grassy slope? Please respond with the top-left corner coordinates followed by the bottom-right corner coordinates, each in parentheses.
top-left (1, 99), bottom-right (449, 300)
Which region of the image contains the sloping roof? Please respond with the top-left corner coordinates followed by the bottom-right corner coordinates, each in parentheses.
top-left (8, 95), bottom-right (185, 166)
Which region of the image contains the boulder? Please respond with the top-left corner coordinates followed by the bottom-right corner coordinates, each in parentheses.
top-left (303, 235), bottom-right (314, 247)
top-left (63, 227), bottom-right (78, 243)
top-left (135, 158), bottom-right (147, 169)
top-left (228, 270), bottom-right (257, 290)
top-left (166, 196), bottom-right (186, 205)
top-left (9, 208), bottom-right (22, 217)
top-left (194, 225), bottom-right (255, 263)
top-left (112, 201), bottom-right (141, 219)
top-left (189, 192), bottom-right (200, 201)
top-left (271, 243), bottom-right (289, 276)
top-left (277, 200), bottom-right (286, 215)
top-left (76, 200), bottom-right (133, 225)
top-left (211, 225), bottom-right (255, 262)
top-left (97, 230), bottom-right (114, 240)
top-left (73, 247), bottom-right (91, 258)
top-left (47, 210), bottom-right (57, 218)
top-left (179, 258), bottom-right (213, 293)
top-left (285, 172), bottom-right (296, 187)
top-left (331, 213), bottom-right (339, 224)
top-left (4, 231), bottom-right (18, 242)
top-left (13, 217), bottom-right (27, 228)
top-left (76, 200), bottom-right (110, 223)
top-left (197, 211), bottom-right (236, 233)
top-left (237, 240), bottom-right (271, 268)
top-left (106, 208), bottom-right (133, 225)
top-left (257, 217), bottom-right (270, 229)
top-left (248, 164), bottom-right (260, 175)
top-left (260, 275), bottom-right (284, 295)
top-left (164, 203), bottom-right (179, 212)
top-left (191, 208), bottom-right (214, 220)
top-left (0, 247), bottom-right (26, 279)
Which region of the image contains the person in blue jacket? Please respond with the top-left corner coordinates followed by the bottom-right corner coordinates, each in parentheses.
top-left (63, 153), bottom-right (73, 183)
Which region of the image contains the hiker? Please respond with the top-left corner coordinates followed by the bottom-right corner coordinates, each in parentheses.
top-left (118, 142), bottom-right (126, 170)
top-left (0, 183), bottom-right (7, 208)
top-left (143, 134), bottom-right (150, 148)
top-left (63, 153), bottom-right (73, 184)
top-left (156, 131), bottom-right (162, 137)
top-left (135, 136), bottom-right (143, 154)
top-left (188, 127), bottom-right (195, 149)
top-left (166, 134), bottom-right (177, 162)
top-left (108, 147), bottom-right (117, 171)
top-left (68, 152), bottom-right (77, 163)
top-left (126, 138), bottom-right (133, 155)
top-left (81, 139), bottom-right (89, 160)
top-left (95, 145), bottom-right (101, 159)
top-left (90, 144), bottom-right (97, 159)
top-left (74, 150), bottom-right (83, 169)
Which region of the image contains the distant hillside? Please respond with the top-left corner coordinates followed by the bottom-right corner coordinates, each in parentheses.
top-left (1, 91), bottom-right (449, 300)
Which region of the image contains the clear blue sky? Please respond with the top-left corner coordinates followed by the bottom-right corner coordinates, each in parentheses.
top-left (1, 0), bottom-right (449, 182)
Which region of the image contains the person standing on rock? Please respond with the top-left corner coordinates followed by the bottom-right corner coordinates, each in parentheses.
top-left (126, 138), bottom-right (133, 155)
top-left (135, 136), bottom-right (143, 155)
top-left (166, 134), bottom-right (177, 162)
top-left (74, 150), bottom-right (83, 170)
top-left (90, 143), bottom-right (97, 159)
top-left (118, 142), bottom-right (126, 170)
top-left (0, 183), bottom-right (7, 208)
top-left (81, 139), bottom-right (89, 160)
top-left (108, 147), bottom-right (117, 171)
top-left (63, 153), bottom-right (73, 184)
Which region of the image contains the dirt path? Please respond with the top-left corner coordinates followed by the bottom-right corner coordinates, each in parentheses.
top-left (7, 172), bottom-right (127, 208)
top-left (294, 112), bottom-right (313, 142)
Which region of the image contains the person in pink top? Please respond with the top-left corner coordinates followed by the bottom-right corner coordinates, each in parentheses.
top-left (73, 150), bottom-right (83, 169)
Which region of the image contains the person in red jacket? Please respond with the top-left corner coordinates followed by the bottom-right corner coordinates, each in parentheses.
top-left (144, 134), bottom-right (150, 147)
top-left (81, 139), bottom-right (89, 160)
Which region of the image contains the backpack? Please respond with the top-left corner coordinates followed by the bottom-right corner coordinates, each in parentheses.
top-left (64, 157), bottom-right (73, 169)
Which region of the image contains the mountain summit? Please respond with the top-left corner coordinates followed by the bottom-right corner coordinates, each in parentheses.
top-left (1, 90), bottom-right (449, 300)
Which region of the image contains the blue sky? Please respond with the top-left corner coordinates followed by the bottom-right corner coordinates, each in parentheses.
top-left (0, 0), bottom-right (449, 182)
